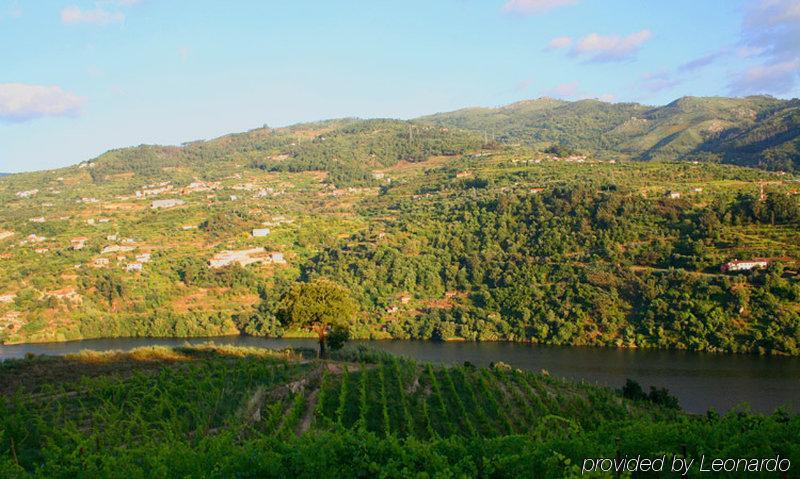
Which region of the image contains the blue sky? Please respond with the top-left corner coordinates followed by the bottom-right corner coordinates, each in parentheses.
top-left (1, 0), bottom-right (799, 173)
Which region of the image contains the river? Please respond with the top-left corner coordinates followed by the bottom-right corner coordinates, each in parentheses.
top-left (2, 336), bottom-right (799, 414)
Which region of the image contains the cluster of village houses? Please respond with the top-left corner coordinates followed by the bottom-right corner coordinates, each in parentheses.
top-left (4, 177), bottom-right (294, 278)
top-left (4, 174), bottom-right (298, 270)
top-left (129, 179), bottom-right (288, 209)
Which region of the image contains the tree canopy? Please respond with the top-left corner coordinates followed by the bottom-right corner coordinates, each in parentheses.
top-left (277, 279), bottom-right (358, 357)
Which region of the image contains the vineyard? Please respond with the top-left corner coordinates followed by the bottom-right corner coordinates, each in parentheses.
top-left (1, 345), bottom-right (798, 478)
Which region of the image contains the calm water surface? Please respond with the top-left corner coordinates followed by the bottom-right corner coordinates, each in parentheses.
top-left (2, 337), bottom-right (799, 414)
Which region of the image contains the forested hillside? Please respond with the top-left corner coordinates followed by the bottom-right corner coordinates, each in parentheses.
top-left (421, 95), bottom-right (800, 172)
top-left (1, 97), bottom-right (799, 354)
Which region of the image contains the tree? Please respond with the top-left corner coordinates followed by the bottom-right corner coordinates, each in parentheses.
top-left (81, 271), bottom-right (127, 308)
top-left (621, 378), bottom-right (646, 401)
top-left (277, 279), bottom-right (358, 358)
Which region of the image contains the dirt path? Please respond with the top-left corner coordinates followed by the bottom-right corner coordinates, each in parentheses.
top-left (296, 387), bottom-right (320, 436)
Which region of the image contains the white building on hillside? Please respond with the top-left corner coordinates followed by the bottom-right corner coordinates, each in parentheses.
top-left (151, 199), bottom-right (185, 209)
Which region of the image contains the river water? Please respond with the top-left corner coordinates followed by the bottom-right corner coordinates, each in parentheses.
top-left (2, 336), bottom-right (799, 414)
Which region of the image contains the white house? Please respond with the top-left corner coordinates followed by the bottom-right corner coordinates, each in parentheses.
top-left (252, 228), bottom-right (270, 237)
top-left (0, 293), bottom-right (16, 303)
top-left (92, 258), bottom-right (110, 267)
top-left (209, 248), bottom-right (269, 268)
top-left (126, 262), bottom-right (143, 272)
top-left (721, 259), bottom-right (769, 272)
top-left (151, 199), bottom-right (185, 209)
top-left (15, 189), bottom-right (38, 198)
top-left (71, 237), bottom-right (89, 250)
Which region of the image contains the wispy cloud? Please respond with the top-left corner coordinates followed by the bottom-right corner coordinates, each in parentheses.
top-left (61, 6), bottom-right (124, 25)
top-left (639, 71), bottom-right (682, 94)
top-left (730, 59), bottom-right (800, 95)
top-left (60, 1), bottom-right (142, 26)
top-left (570, 30), bottom-right (652, 63)
top-left (0, 83), bottom-right (85, 122)
top-left (730, 0), bottom-right (800, 95)
top-left (502, 0), bottom-right (577, 15)
top-left (545, 36), bottom-right (573, 50)
top-left (678, 51), bottom-right (725, 73)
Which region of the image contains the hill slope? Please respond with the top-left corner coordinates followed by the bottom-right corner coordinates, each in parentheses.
top-left (0, 99), bottom-right (799, 354)
top-left (420, 95), bottom-right (800, 171)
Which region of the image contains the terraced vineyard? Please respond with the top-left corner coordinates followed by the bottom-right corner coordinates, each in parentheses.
top-left (310, 358), bottom-right (655, 439)
top-left (2, 345), bottom-right (799, 477)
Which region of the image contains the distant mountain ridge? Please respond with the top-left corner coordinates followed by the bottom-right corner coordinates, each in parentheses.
top-left (419, 95), bottom-right (800, 172)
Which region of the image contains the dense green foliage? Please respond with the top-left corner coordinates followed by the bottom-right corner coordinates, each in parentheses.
top-left (0, 346), bottom-right (797, 478)
top-left (305, 184), bottom-right (800, 354)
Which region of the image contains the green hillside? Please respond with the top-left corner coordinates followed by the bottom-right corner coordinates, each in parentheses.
top-left (421, 95), bottom-right (800, 171)
top-left (1, 99), bottom-right (799, 354)
top-left (1, 345), bottom-right (797, 478)
top-left (86, 119), bottom-right (483, 188)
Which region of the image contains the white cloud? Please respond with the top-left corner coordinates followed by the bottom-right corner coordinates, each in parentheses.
top-left (502, 0), bottom-right (577, 15)
top-left (597, 93), bottom-right (616, 103)
top-left (0, 83), bottom-right (85, 122)
top-left (546, 36), bottom-right (572, 50)
top-left (730, 59), bottom-right (800, 95)
top-left (61, 5), bottom-right (124, 25)
top-left (571, 30), bottom-right (652, 62)
top-left (542, 81), bottom-right (580, 98)
top-left (741, 0), bottom-right (800, 62)
top-left (730, 0), bottom-right (800, 95)
top-left (678, 51), bottom-right (725, 73)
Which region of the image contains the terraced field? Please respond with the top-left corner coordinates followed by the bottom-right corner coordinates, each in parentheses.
top-left (1, 345), bottom-right (798, 478)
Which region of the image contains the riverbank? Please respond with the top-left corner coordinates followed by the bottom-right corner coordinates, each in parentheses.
top-left (2, 337), bottom-right (799, 413)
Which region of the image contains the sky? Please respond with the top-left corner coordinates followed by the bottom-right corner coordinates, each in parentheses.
top-left (1, 0), bottom-right (799, 173)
